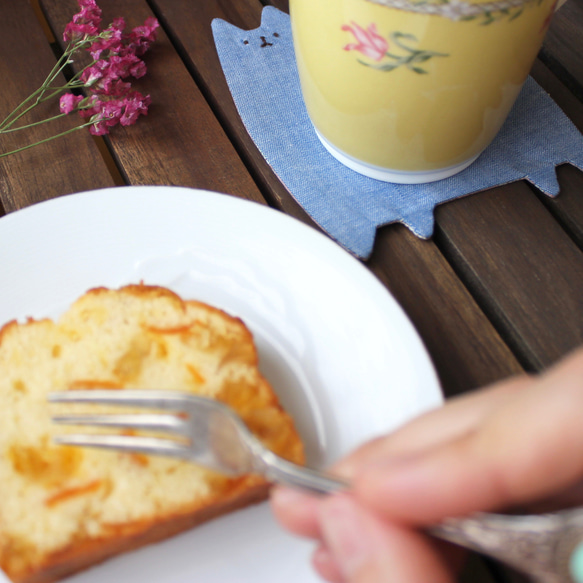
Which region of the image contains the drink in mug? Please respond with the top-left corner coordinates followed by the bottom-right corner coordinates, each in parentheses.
top-left (289, 0), bottom-right (557, 183)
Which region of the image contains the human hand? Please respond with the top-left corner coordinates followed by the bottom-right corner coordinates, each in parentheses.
top-left (270, 347), bottom-right (583, 583)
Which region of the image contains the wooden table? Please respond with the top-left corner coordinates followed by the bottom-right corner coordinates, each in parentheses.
top-left (1, 0), bottom-right (582, 581)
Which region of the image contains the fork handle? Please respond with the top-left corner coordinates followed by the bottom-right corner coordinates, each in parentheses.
top-left (430, 508), bottom-right (583, 583)
top-left (262, 454), bottom-right (349, 494)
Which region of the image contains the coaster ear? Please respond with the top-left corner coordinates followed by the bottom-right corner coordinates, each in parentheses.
top-left (211, 5), bottom-right (289, 52)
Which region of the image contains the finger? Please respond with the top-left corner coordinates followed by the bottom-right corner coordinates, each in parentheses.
top-left (333, 375), bottom-right (531, 478)
top-left (355, 348), bottom-right (583, 524)
top-left (271, 373), bottom-right (532, 535)
top-left (524, 478), bottom-right (583, 513)
top-left (270, 486), bottom-right (322, 538)
top-left (312, 528), bottom-right (466, 583)
top-left (312, 545), bottom-right (345, 583)
top-left (317, 494), bottom-right (453, 583)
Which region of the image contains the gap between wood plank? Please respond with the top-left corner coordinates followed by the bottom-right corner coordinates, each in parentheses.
top-left (539, 47), bottom-right (583, 103)
top-left (29, 0), bottom-right (56, 43)
top-left (143, 0), bottom-right (292, 211)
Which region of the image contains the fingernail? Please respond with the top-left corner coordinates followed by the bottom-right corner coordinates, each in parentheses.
top-left (318, 494), bottom-right (372, 579)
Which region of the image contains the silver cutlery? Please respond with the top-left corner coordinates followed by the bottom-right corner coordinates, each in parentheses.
top-left (49, 389), bottom-right (583, 583)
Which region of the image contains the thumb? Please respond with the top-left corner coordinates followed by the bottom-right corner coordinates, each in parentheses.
top-left (316, 494), bottom-right (453, 583)
top-left (354, 348), bottom-right (583, 524)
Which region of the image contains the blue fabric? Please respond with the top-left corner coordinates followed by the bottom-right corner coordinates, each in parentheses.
top-left (212, 6), bottom-right (583, 259)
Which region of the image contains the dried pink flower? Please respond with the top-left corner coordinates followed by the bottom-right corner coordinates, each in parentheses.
top-left (86, 90), bottom-right (151, 135)
top-left (0, 0), bottom-right (158, 159)
top-left (80, 59), bottom-right (108, 86)
top-left (63, 0), bottom-right (102, 42)
top-left (126, 17), bottom-right (160, 56)
top-left (88, 26), bottom-right (123, 59)
top-left (120, 92), bottom-right (151, 126)
top-left (59, 93), bottom-right (84, 114)
top-left (63, 22), bottom-right (99, 42)
top-left (80, 12), bottom-right (157, 92)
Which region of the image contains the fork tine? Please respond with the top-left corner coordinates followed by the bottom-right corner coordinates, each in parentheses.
top-left (48, 389), bottom-right (197, 410)
top-left (54, 434), bottom-right (192, 459)
top-left (51, 413), bottom-right (190, 435)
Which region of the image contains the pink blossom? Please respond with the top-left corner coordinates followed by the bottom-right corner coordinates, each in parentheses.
top-left (77, 95), bottom-right (100, 118)
top-left (74, 0), bottom-right (101, 23)
top-left (78, 0), bottom-right (100, 8)
top-left (126, 17), bottom-right (160, 56)
top-left (112, 17), bottom-right (125, 30)
top-left (128, 58), bottom-right (147, 79)
top-left (120, 92), bottom-right (151, 126)
top-left (102, 78), bottom-right (132, 97)
top-left (341, 22), bottom-right (388, 62)
top-left (88, 99), bottom-right (123, 135)
top-left (59, 93), bottom-right (84, 114)
top-left (81, 59), bottom-right (108, 86)
top-left (108, 54), bottom-right (143, 78)
top-left (89, 119), bottom-right (110, 136)
top-left (63, 0), bottom-right (102, 41)
top-left (81, 54), bottom-right (145, 92)
top-left (63, 22), bottom-right (99, 42)
top-left (82, 38), bottom-right (151, 90)
top-left (87, 91), bottom-right (151, 135)
top-left (61, 2), bottom-right (157, 136)
top-left (0, 0), bottom-right (158, 158)
top-left (88, 25), bottom-right (123, 59)
top-left (101, 100), bottom-right (125, 126)
top-left (72, 6), bottom-right (101, 26)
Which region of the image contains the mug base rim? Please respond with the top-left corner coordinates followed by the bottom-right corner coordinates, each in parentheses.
top-left (315, 130), bottom-right (480, 184)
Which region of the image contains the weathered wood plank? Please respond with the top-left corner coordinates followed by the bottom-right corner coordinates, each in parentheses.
top-left (0, 0), bottom-right (114, 212)
top-left (541, 0), bottom-right (583, 99)
top-left (435, 181), bottom-right (583, 371)
top-left (147, 0), bottom-right (315, 221)
top-left (370, 226), bottom-right (523, 396)
top-left (432, 57), bottom-right (583, 373)
top-left (40, 0), bottom-right (266, 203)
top-left (530, 60), bottom-right (583, 249)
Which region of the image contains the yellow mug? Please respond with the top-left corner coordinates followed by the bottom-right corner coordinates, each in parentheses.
top-left (289, 0), bottom-right (557, 183)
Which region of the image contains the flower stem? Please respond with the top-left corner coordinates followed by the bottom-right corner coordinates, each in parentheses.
top-left (0, 40), bottom-right (92, 132)
top-left (0, 75), bottom-right (87, 133)
top-left (0, 48), bottom-right (72, 130)
top-left (0, 86), bottom-right (48, 131)
top-left (0, 121), bottom-right (92, 159)
top-left (0, 112), bottom-right (69, 133)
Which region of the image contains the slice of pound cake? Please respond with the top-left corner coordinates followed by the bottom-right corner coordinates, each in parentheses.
top-left (0, 284), bottom-right (304, 583)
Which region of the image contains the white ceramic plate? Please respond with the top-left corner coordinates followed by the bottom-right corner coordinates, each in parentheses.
top-left (0, 186), bottom-right (442, 583)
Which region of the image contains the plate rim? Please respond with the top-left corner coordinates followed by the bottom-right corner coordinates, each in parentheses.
top-left (0, 185), bottom-right (443, 583)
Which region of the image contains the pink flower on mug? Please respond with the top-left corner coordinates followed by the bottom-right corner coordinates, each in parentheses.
top-left (343, 27), bottom-right (448, 74)
top-left (341, 22), bottom-right (388, 62)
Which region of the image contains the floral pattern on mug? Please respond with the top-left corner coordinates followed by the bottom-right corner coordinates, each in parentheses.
top-left (342, 24), bottom-right (448, 73)
top-left (341, 22), bottom-right (388, 61)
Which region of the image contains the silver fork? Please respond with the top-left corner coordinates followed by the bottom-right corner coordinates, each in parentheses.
top-left (49, 389), bottom-right (583, 583)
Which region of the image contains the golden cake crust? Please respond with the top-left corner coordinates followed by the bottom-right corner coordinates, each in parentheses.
top-left (0, 284), bottom-right (304, 583)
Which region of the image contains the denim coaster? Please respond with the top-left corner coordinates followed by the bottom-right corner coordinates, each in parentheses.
top-left (212, 7), bottom-right (583, 259)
